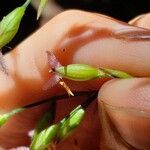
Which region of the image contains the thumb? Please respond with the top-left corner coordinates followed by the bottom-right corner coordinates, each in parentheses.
top-left (129, 13), bottom-right (150, 29)
top-left (98, 78), bottom-right (150, 150)
top-left (98, 13), bottom-right (150, 150)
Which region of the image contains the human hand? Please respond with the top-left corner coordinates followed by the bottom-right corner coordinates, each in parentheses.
top-left (0, 10), bottom-right (149, 149)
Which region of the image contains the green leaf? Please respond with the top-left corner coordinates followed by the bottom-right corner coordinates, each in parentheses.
top-left (0, 108), bottom-right (24, 126)
top-left (37, 0), bottom-right (48, 20)
top-left (30, 124), bottom-right (58, 150)
top-left (0, 0), bottom-right (31, 48)
top-left (57, 105), bottom-right (85, 141)
top-left (100, 68), bottom-right (133, 78)
top-left (55, 64), bottom-right (106, 81)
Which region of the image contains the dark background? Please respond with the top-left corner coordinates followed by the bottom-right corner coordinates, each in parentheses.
top-left (0, 0), bottom-right (149, 52)
top-left (56, 0), bottom-right (150, 21)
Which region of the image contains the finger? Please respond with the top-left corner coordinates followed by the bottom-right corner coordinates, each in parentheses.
top-left (98, 78), bottom-right (150, 149)
top-left (129, 13), bottom-right (150, 29)
top-left (1, 10), bottom-right (150, 109)
top-left (98, 13), bottom-right (150, 150)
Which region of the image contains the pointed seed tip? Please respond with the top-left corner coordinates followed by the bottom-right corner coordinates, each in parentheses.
top-left (36, 13), bottom-right (40, 20)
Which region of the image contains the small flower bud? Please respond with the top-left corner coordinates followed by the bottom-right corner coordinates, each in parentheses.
top-left (37, 0), bottom-right (48, 20)
top-left (32, 111), bottom-right (53, 139)
top-left (55, 64), bottom-right (106, 81)
top-left (30, 125), bottom-right (58, 150)
top-left (0, 108), bottom-right (24, 126)
top-left (57, 105), bottom-right (85, 141)
top-left (0, 0), bottom-right (31, 48)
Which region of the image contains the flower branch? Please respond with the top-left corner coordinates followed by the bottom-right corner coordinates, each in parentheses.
top-left (0, 90), bottom-right (97, 127)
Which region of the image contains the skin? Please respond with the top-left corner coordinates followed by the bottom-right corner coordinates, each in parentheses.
top-left (0, 10), bottom-right (149, 149)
